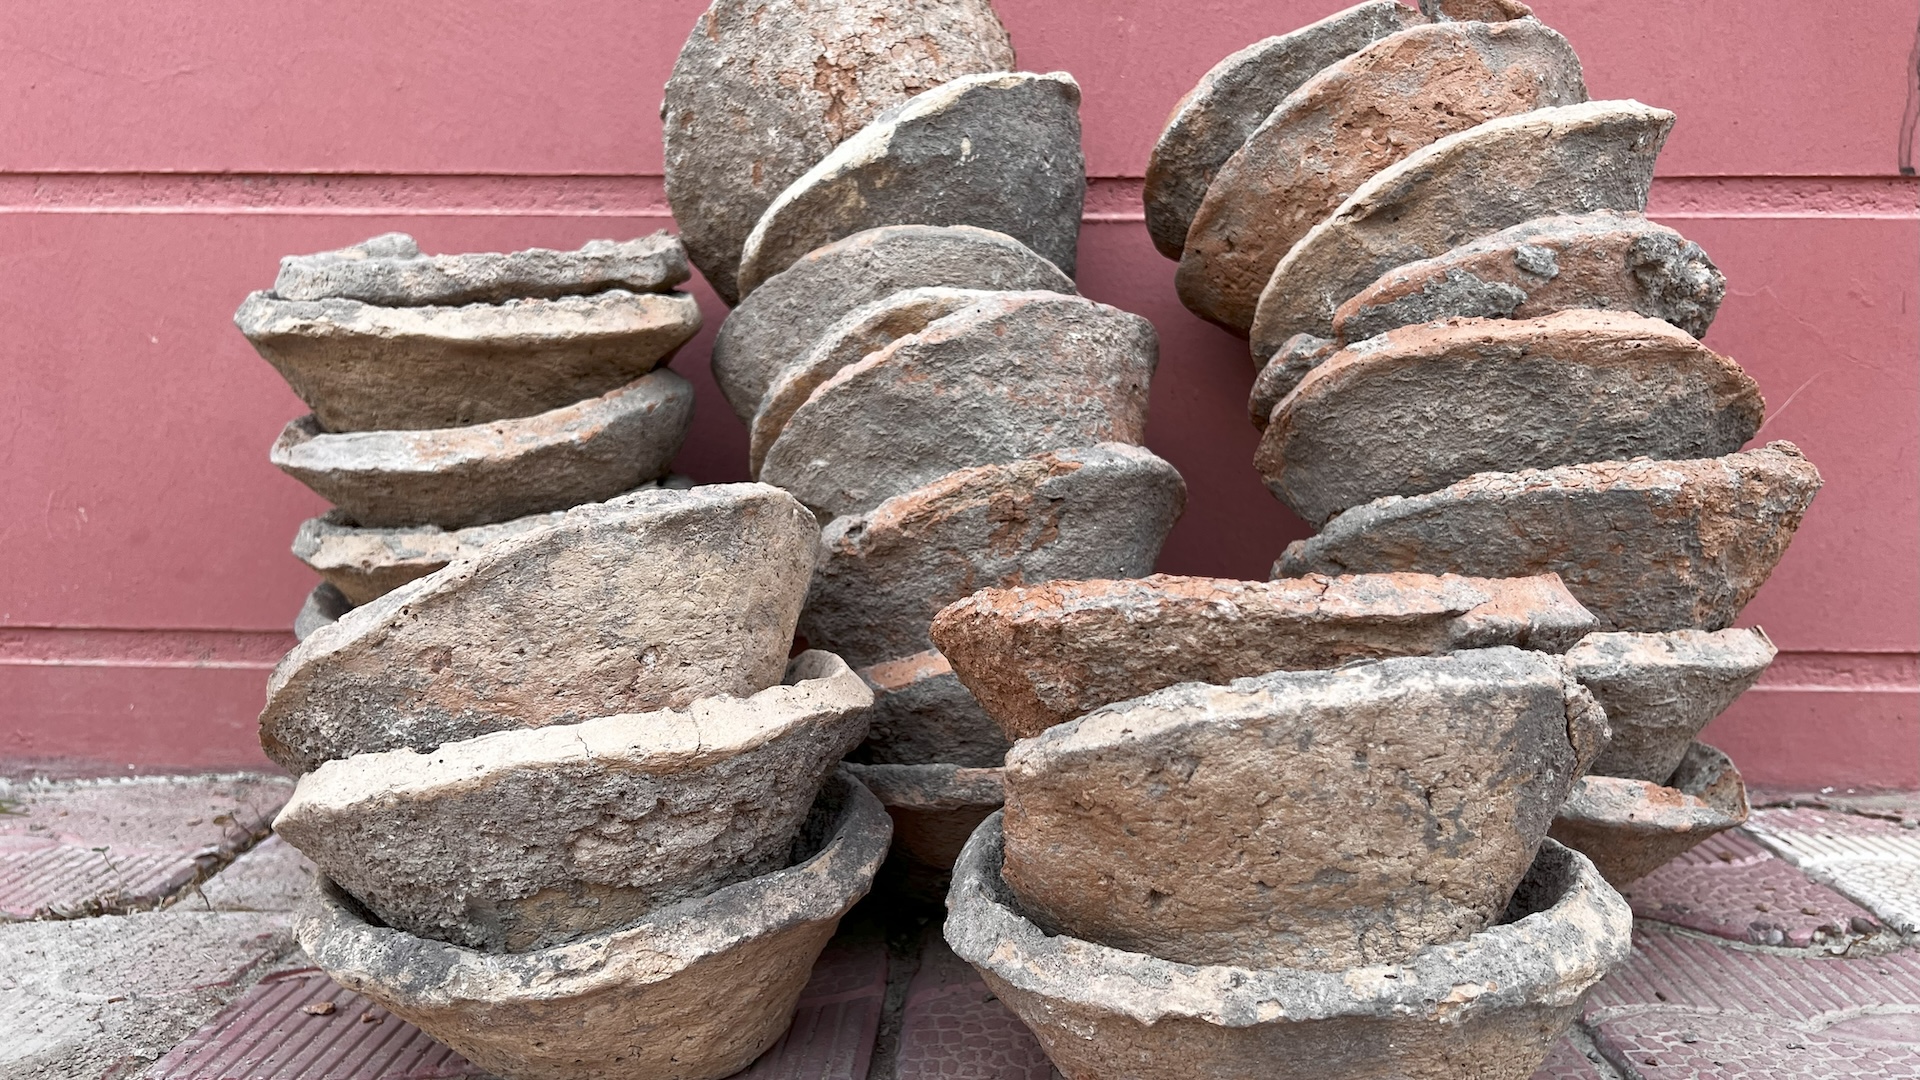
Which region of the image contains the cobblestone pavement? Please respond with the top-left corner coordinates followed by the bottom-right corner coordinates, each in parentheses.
top-left (1, 775), bottom-right (1914, 1079)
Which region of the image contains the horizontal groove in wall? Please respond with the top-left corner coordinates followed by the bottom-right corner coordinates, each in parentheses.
top-left (0, 173), bottom-right (1912, 219)
top-left (2, 625), bottom-right (1913, 688)
top-left (0, 627), bottom-right (295, 669)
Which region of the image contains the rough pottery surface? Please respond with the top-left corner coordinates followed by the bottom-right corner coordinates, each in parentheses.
top-left (293, 582), bottom-right (350, 641)
top-left (274, 651), bottom-right (873, 952)
top-left (235, 289), bottom-right (701, 432)
top-left (842, 761), bottom-right (1004, 877)
top-left (290, 476), bottom-right (695, 606)
top-left (259, 484), bottom-right (817, 774)
top-left (1276, 442), bottom-right (1823, 632)
top-left (801, 444), bottom-right (1187, 668)
top-left (932, 571), bottom-right (1595, 740)
top-left (736, 71), bottom-right (1087, 297)
top-left (1564, 628), bottom-right (1777, 782)
top-left (750, 287), bottom-right (1003, 476)
top-left (1178, 16), bottom-right (1585, 333)
top-left (1254, 310), bottom-right (1765, 525)
top-left (1250, 99), bottom-right (1673, 356)
top-left (1331, 211), bottom-right (1725, 343)
top-left (853, 651), bottom-right (1010, 768)
top-left (269, 368), bottom-right (694, 530)
top-left (947, 817), bottom-right (1632, 1080)
top-left (296, 770), bottom-right (892, 1080)
top-left (661, 0), bottom-right (1014, 305)
top-left (1247, 331), bottom-right (1340, 428)
top-left (758, 292), bottom-right (1157, 520)
top-left (1550, 741), bottom-right (1752, 887)
top-left (271, 232), bottom-right (691, 307)
top-left (1141, 0), bottom-right (1422, 259)
top-left (709, 224), bottom-right (1074, 424)
top-left (999, 648), bottom-right (1608, 970)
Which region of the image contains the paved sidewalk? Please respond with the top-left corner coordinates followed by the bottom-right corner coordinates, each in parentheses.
top-left (2, 775), bottom-right (1915, 1080)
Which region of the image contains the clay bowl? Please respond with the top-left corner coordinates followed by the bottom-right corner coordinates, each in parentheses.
top-left (1549, 740), bottom-right (1750, 887)
top-left (271, 368), bottom-right (692, 530)
top-left (293, 582), bottom-right (351, 641)
top-left (237, 288), bottom-right (699, 433)
top-left (277, 651), bottom-right (873, 952)
top-left (946, 813), bottom-right (1631, 1080)
top-left (842, 761), bottom-right (1003, 901)
top-left (297, 768), bottom-right (891, 1080)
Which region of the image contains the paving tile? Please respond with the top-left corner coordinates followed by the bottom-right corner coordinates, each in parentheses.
top-left (1531, 1039), bottom-right (1611, 1080)
top-left (144, 967), bottom-right (487, 1080)
top-left (1584, 924), bottom-right (1920, 1078)
top-left (0, 908), bottom-right (295, 1080)
top-left (0, 774), bottom-right (291, 920)
top-left (895, 934), bottom-right (1061, 1080)
top-left (1746, 807), bottom-right (1920, 933)
top-left (1622, 829), bottom-right (1881, 948)
top-left (186, 834), bottom-right (319, 913)
top-left (1593, 1007), bottom-right (1920, 1078)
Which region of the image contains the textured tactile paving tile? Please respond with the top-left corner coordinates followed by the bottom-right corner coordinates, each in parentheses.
top-left (1622, 829), bottom-right (1881, 947)
top-left (735, 934), bottom-right (889, 1079)
top-left (1530, 1039), bottom-right (1610, 1079)
top-left (896, 934), bottom-right (1062, 1080)
top-left (1584, 925), bottom-right (1920, 1077)
top-left (0, 774), bottom-right (290, 919)
top-left (0, 909), bottom-right (295, 1080)
top-left (1746, 807), bottom-right (1920, 933)
top-left (143, 968), bottom-right (486, 1080)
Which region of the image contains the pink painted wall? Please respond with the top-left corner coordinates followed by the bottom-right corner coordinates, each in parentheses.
top-left (2, 1), bottom-right (1915, 786)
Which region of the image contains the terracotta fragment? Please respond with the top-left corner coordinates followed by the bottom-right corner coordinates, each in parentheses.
top-left (274, 651), bottom-right (871, 952)
top-left (736, 72), bottom-right (1086, 298)
top-left (1179, 18), bottom-right (1585, 333)
top-left (1000, 648), bottom-right (1608, 970)
top-left (1255, 311), bottom-right (1766, 526)
top-left (235, 289), bottom-right (700, 433)
top-left (801, 444), bottom-right (1186, 667)
top-left (1550, 741), bottom-right (1751, 887)
top-left (750, 287), bottom-right (999, 477)
top-left (1144, 0), bottom-right (1426, 260)
top-left (842, 761), bottom-right (1004, 880)
top-left (759, 293), bottom-right (1157, 520)
top-left (271, 232), bottom-right (690, 307)
top-left (661, 0), bottom-right (1014, 304)
top-left (1565, 629), bottom-right (1776, 782)
top-left (854, 651), bottom-right (1010, 768)
top-left (269, 369), bottom-right (693, 530)
top-left (931, 572), bottom-right (1595, 740)
top-left (291, 477), bottom-right (695, 606)
top-left (293, 583), bottom-right (350, 642)
top-left (709, 225), bottom-right (1074, 424)
top-left (1247, 332), bottom-right (1337, 429)
top-left (1250, 100), bottom-right (1673, 357)
top-left (1332, 211), bottom-right (1726, 343)
top-left (1275, 443), bottom-right (1823, 633)
top-left (948, 818), bottom-right (1630, 1080)
top-left (298, 770), bottom-right (890, 1080)
top-left (259, 484), bottom-right (817, 775)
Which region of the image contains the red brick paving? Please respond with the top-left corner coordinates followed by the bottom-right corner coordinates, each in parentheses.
top-left (1621, 829), bottom-right (1880, 948)
top-left (144, 968), bottom-right (483, 1080)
